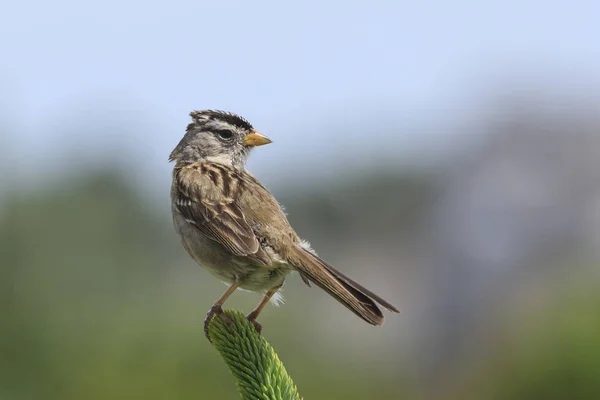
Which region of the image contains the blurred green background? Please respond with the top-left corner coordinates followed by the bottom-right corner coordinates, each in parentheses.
top-left (2, 1), bottom-right (600, 399)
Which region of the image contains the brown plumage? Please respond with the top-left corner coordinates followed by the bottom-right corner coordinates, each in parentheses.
top-left (170, 110), bottom-right (399, 337)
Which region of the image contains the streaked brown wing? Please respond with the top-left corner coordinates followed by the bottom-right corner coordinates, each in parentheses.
top-left (173, 164), bottom-right (260, 256)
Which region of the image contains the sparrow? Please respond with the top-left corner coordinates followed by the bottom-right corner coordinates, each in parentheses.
top-left (169, 110), bottom-right (399, 338)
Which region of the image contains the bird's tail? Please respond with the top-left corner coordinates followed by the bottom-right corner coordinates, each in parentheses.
top-left (288, 246), bottom-right (400, 325)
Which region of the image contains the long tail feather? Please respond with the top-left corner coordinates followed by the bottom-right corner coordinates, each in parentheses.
top-left (288, 247), bottom-right (399, 325)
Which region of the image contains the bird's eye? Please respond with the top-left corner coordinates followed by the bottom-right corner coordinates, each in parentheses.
top-left (215, 130), bottom-right (234, 140)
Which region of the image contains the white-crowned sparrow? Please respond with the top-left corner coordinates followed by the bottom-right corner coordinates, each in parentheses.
top-left (169, 110), bottom-right (399, 338)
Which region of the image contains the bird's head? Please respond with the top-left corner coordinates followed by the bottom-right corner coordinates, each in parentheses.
top-left (169, 110), bottom-right (271, 168)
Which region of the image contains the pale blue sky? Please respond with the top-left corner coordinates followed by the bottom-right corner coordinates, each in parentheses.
top-left (1, 0), bottom-right (600, 190)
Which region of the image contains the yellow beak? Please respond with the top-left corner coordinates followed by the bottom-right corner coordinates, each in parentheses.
top-left (244, 131), bottom-right (272, 146)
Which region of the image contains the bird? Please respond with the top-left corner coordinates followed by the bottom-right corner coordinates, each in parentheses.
top-left (169, 110), bottom-right (399, 338)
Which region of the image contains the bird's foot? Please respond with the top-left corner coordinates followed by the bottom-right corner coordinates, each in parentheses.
top-left (204, 304), bottom-right (232, 341)
top-left (246, 311), bottom-right (263, 334)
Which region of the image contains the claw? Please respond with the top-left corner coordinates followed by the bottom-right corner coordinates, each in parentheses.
top-left (246, 311), bottom-right (263, 334)
top-left (249, 319), bottom-right (263, 334)
top-left (204, 304), bottom-right (232, 341)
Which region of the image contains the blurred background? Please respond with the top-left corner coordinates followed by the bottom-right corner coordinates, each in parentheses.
top-left (2, 1), bottom-right (600, 399)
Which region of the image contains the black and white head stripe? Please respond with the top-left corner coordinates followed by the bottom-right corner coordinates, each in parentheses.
top-left (188, 110), bottom-right (254, 132)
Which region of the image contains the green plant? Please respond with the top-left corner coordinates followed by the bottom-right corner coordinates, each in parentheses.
top-left (208, 310), bottom-right (303, 400)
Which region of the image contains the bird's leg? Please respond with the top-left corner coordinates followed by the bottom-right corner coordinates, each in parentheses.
top-left (204, 282), bottom-right (241, 340)
top-left (246, 284), bottom-right (283, 334)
